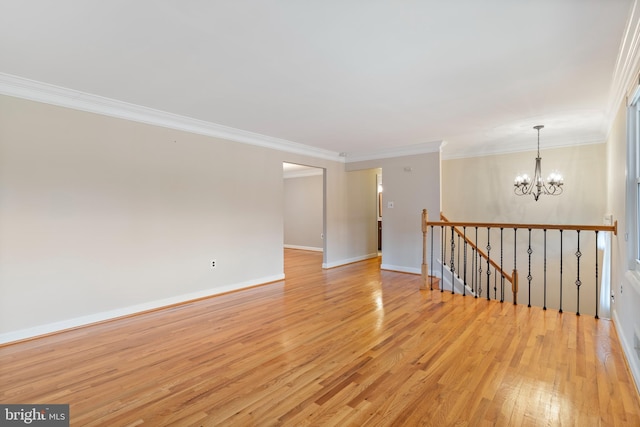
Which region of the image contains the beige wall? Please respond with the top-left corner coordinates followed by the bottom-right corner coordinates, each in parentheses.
top-left (442, 143), bottom-right (607, 224)
top-left (284, 174), bottom-right (323, 250)
top-left (441, 143), bottom-right (608, 315)
top-left (344, 168), bottom-right (379, 262)
top-left (280, 155), bottom-right (378, 268)
top-left (0, 95), bottom-right (375, 341)
top-left (347, 152), bottom-right (441, 273)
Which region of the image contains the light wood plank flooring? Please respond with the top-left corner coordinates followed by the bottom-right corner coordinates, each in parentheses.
top-left (1, 249), bottom-right (639, 426)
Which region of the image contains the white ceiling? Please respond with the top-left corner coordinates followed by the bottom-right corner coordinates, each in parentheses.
top-left (0, 1), bottom-right (636, 159)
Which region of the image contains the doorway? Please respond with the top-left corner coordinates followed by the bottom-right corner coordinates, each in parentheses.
top-left (283, 162), bottom-right (325, 264)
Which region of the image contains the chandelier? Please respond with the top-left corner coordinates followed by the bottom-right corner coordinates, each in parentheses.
top-left (514, 125), bottom-right (563, 201)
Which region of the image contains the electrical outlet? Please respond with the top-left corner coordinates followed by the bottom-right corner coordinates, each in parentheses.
top-left (211, 259), bottom-right (217, 269)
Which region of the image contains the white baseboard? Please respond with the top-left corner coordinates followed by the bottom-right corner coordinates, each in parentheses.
top-left (380, 264), bottom-right (421, 274)
top-left (322, 253), bottom-right (378, 269)
top-left (0, 273), bottom-right (285, 345)
top-left (612, 309), bottom-right (640, 396)
top-left (284, 244), bottom-right (323, 252)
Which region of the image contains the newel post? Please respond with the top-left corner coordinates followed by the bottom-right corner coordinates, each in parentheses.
top-left (421, 209), bottom-right (429, 290)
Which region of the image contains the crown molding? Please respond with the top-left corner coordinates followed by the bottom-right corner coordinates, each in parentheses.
top-left (0, 73), bottom-right (343, 162)
top-left (345, 140), bottom-right (445, 163)
top-left (1, 72), bottom-right (608, 164)
top-left (442, 136), bottom-right (605, 160)
top-left (607, 0), bottom-right (640, 116)
top-left (283, 168), bottom-right (324, 179)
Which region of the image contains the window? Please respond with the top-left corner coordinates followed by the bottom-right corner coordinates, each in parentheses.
top-left (636, 107), bottom-right (640, 262)
top-left (629, 89), bottom-right (640, 268)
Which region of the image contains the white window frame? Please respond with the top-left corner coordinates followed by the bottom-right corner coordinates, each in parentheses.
top-left (629, 89), bottom-right (640, 271)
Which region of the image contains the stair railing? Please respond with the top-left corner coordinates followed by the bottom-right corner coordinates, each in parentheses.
top-left (440, 212), bottom-right (513, 298)
top-left (421, 210), bottom-right (618, 318)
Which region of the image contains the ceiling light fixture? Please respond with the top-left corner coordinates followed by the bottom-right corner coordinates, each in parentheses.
top-left (514, 125), bottom-right (563, 201)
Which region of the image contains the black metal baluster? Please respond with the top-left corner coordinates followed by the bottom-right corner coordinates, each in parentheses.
top-left (595, 230), bottom-right (599, 319)
top-left (543, 229), bottom-right (547, 311)
top-left (473, 230), bottom-right (477, 296)
top-left (527, 228), bottom-right (532, 308)
top-left (471, 246), bottom-right (476, 297)
top-left (457, 233), bottom-right (461, 279)
top-left (513, 228), bottom-right (517, 305)
top-left (575, 230), bottom-right (582, 316)
top-left (494, 266), bottom-right (497, 300)
top-left (441, 225), bottom-right (445, 292)
top-left (463, 227), bottom-right (468, 296)
top-left (500, 228), bottom-right (504, 303)
top-left (486, 228), bottom-right (491, 300)
top-left (475, 247), bottom-right (479, 297)
top-left (440, 225), bottom-right (447, 265)
top-left (476, 227), bottom-right (482, 297)
top-left (430, 226), bottom-right (434, 290)
top-left (450, 226), bottom-right (456, 294)
top-left (559, 229), bottom-right (563, 314)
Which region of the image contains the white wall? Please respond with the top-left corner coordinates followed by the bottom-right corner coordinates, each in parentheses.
top-left (284, 174), bottom-right (323, 250)
top-left (0, 95), bottom-right (375, 342)
top-left (347, 152), bottom-right (441, 273)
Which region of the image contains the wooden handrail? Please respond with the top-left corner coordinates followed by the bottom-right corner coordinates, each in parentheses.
top-left (428, 213), bottom-right (617, 235)
top-left (421, 210), bottom-right (617, 310)
top-left (440, 213), bottom-right (513, 284)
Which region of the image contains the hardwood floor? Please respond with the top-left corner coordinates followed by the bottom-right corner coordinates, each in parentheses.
top-left (1, 249), bottom-right (639, 426)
